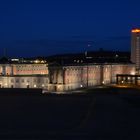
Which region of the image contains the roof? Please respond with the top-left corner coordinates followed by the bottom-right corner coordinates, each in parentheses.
top-left (47, 51), bottom-right (131, 66)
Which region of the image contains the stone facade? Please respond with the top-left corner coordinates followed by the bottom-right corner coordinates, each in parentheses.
top-left (0, 64), bottom-right (48, 75)
top-left (0, 62), bottom-right (135, 91)
top-left (0, 75), bottom-right (48, 88)
top-left (48, 63), bottom-right (135, 91)
top-left (0, 63), bottom-right (48, 89)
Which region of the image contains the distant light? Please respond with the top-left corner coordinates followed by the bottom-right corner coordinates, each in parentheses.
top-left (5, 83), bottom-right (7, 86)
top-left (11, 59), bottom-right (19, 61)
top-left (41, 60), bottom-right (45, 63)
top-left (131, 71), bottom-right (135, 75)
top-left (80, 84), bottom-right (83, 87)
top-left (34, 60), bottom-right (40, 63)
top-left (102, 81), bottom-right (104, 84)
top-left (34, 84), bottom-right (36, 88)
top-left (132, 29), bottom-right (140, 33)
top-left (121, 81), bottom-right (124, 84)
top-left (42, 84), bottom-right (44, 87)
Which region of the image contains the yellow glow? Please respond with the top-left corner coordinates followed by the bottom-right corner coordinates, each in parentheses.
top-left (5, 83), bottom-right (7, 86)
top-left (131, 29), bottom-right (140, 33)
top-left (131, 71), bottom-right (135, 75)
top-left (34, 60), bottom-right (40, 63)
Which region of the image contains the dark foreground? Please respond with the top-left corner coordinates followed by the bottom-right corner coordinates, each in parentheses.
top-left (0, 87), bottom-right (140, 140)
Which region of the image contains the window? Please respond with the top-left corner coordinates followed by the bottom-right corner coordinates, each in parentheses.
top-left (11, 79), bottom-right (14, 83)
top-left (21, 79), bottom-right (24, 83)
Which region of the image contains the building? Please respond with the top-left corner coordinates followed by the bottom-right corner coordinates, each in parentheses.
top-left (48, 63), bottom-right (135, 91)
top-left (0, 58), bottom-right (49, 89)
top-left (131, 29), bottom-right (140, 72)
top-left (48, 51), bottom-right (135, 91)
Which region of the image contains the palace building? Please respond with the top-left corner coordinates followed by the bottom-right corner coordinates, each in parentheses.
top-left (47, 51), bottom-right (135, 91)
top-left (0, 59), bottom-right (135, 91)
top-left (0, 58), bottom-right (48, 89)
top-left (48, 62), bottom-right (135, 92)
top-left (0, 53), bottom-right (135, 91)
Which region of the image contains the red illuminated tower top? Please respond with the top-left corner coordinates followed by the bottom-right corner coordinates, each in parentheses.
top-left (131, 29), bottom-right (140, 33)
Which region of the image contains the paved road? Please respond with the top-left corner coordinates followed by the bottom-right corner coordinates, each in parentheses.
top-left (0, 88), bottom-right (139, 139)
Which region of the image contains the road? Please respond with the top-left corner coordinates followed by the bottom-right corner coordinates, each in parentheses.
top-left (0, 87), bottom-right (139, 139)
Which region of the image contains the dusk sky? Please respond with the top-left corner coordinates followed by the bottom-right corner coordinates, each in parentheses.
top-left (0, 0), bottom-right (140, 57)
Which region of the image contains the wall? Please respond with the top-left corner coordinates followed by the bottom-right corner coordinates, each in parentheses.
top-left (0, 64), bottom-right (48, 76)
top-left (48, 63), bottom-right (136, 91)
top-left (111, 64), bottom-right (135, 83)
top-left (0, 76), bottom-right (48, 88)
top-left (0, 63), bottom-right (49, 89)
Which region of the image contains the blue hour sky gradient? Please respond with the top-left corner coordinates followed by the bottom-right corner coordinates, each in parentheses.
top-left (0, 0), bottom-right (140, 57)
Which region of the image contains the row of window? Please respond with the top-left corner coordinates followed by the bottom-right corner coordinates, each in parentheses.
top-left (16, 65), bottom-right (46, 67)
top-left (16, 68), bottom-right (47, 71)
top-left (10, 79), bottom-right (48, 83)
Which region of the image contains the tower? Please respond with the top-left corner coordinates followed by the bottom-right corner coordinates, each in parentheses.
top-left (131, 29), bottom-right (140, 72)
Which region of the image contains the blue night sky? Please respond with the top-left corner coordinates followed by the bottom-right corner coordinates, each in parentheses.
top-left (0, 0), bottom-right (140, 57)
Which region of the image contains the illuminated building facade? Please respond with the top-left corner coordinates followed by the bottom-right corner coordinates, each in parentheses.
top-left (131, 29), bottom-right (140, 71)
top-left (0, 61), bottom-right (134, 91)
top-left (0, 62), bottom-right (48, 88)
top-left (0, 39), bottom-right (136, 91)
top-left (48, 63), bottom-right (135, 91)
